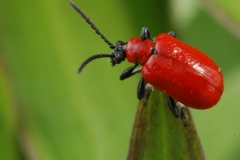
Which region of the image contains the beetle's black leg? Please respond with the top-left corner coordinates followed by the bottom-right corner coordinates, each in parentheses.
top-left (140, 27), bottom-right (151, 40)
top-left (168, 31), bottom-right (176, 38)
top-left (143, 83), bottom-right (153, 105)
top-left (137, 77), bottom-right (153, 104)
top-left (176, 102), bottom-right (188, 126)
top-left (120, 63), bottom-right (139, 80)
top-left (137, 77), bottom-right (145, 100)
top-left (167, 96), bottom-right (179, 117)
top-left (167, 96), bottom-right (188, 126)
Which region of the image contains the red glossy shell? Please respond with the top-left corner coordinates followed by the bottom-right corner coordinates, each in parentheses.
top-left (141, 33), bottom-right (224, 109)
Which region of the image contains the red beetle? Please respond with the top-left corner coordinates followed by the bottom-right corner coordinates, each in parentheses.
top-left (69, 1), bottom-right (224, 124)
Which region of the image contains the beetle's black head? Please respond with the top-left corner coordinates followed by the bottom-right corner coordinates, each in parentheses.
top-left (110, 41), bottom-right (126, 66)
top-left (77, 41), bottom-right (127, 74)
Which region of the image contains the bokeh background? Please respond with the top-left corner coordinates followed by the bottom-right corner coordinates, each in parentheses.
top-left (1, 0), bottom-right (240, 159)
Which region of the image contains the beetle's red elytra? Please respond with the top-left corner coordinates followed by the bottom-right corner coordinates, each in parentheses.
top-left (69, 1), bottom-right (224, 125)
top-left (140, 33), bottom-right (223, 109)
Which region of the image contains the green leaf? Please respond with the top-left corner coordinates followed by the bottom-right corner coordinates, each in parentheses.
top-left (127, 90), bottom-right (205, 160)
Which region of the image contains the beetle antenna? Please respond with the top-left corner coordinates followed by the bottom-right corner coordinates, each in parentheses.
top-left (69, 1), bottom-right (115, 49)
top-left (78, 54), bottom-right (113, 73)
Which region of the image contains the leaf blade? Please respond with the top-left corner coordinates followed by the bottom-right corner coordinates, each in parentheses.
top-left (127, 90), bottom-right (205, 160)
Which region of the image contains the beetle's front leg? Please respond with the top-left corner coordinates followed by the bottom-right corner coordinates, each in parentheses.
top-left (120, 65), bottom-right (153, 103)
top-left (120, 63), bottom-right (140, 80)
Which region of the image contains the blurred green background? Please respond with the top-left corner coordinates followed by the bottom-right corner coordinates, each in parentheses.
top-left (1, 0), bottom-right (240, 159)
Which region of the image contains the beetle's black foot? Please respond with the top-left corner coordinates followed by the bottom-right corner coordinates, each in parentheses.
top-left (167, 96), bottom-right (188, 126)
top-left (167, 96), bottom-right (179, 117)
top-left (168, 31), bottom-right (176, 38)
top-left (143, 83), bottom-right (153, 105)
top-left (176, 102), bottom-right (188, 126)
